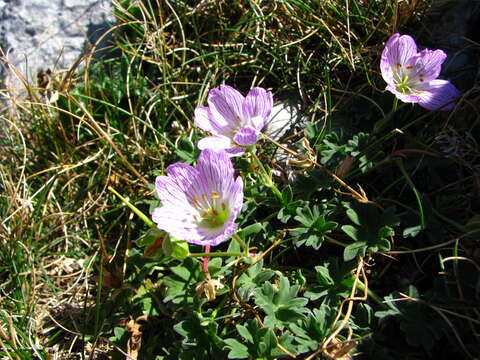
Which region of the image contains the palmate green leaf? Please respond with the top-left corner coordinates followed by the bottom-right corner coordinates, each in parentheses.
top-left (236, 260), bottom-right (275, 300)
top-left (277, 199), bottom-right (307, 224)
top-left (289, 304), bottom-right (333, 353)
top-left (304, 260), bottom-right (355, 305)
top-left (254, 276), bottom-right (309, 329)
top-left (225, 320), bottom-right (280, 359)
top-left (162, 258), bottom-right (202, 304)
top-left (341, 203), bottom-right (398, 261)
top-left (255, 282), bottom-right (276, 314)
top-left (292, 205), bottom-right (337, 250)
top-left (174, 314), bottom-right (225, 356)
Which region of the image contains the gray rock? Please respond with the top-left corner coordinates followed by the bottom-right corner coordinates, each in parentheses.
top-left (0, 0), bottom-right (114, 92)
top-left (265, 102), bottom-right (305, 141)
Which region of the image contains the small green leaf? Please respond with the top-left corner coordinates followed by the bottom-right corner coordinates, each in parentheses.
top-left (341, 224), bottom-right (359, 241)
top-left (343, 241), bottom-right (367, 261)
top-left (112, 326), bottom-right (126, 341)
top-left (224, 339), bottom-right (249, 359)
top-left (238, 223), bottom-right (263, 238)
top-left (282, 185), bottom-right (293, 204)
top-left (162, 237), bottom-right (189, 259)
top-left (262, 328), bottom-right (278, 353)
top-left (136, 227), bottom-right (165, 247)
top-left (346, 208), bottom-right (361, 226)
top-left (403, 225), bottom-right (422, 238)
top-left (236, 324), bottom-right (254, 344)
top-left (175, 137), bottom-right (196, 162)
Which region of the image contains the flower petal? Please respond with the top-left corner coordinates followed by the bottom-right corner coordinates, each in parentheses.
top-left (228, 176), bottom-right (244, 218)
top-left (407, 49), bottom-right (447, 83)
top-left (152, 148), bottom-right (244, 247)
top-left (233, 126), bottom-right (258, 146)
top-left (194, 106), bottom-right (214, 133)
top-left (197, 221), bottom-right (238, 246)
top-left (155, 163), bottom-right (199, 207)
top-left (198, 135), bottom-right (232, 151)
top-left (417, 79), bottom-right (460, 111)
top-left (208, 85), bottom-right (245, 132)
top-left (386, 84), bottom-right (422, 104)
top-left (387, 33), bottom-right (417, 67)
top-left (243, 87), bottom-right (273, 130)
top-left (225, 147), bottom-right (246, 157)
top-left (196, 149), bottom-right (234, 193)
top-left (381, 33), bottom-right (418, 85)
top-left (152, 205), bottom-right (204, 243)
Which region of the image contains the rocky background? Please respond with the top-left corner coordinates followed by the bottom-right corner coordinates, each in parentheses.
top-left (0, 0), bottom-right (114, 91)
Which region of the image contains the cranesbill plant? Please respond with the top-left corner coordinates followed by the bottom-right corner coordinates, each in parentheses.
top-left (380, 33), bottom-right (460, 111)
top-left (194, 85), bottom-right (273, 156)
top-left (152, 149), bottom-right (243, 247)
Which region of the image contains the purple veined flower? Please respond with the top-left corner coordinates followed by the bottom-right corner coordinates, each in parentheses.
top-left (380, 33), bottom-right (460, 111)
top-left (194, 85), bottom-right (273, 156)
top-left (152, 149), bottom-right (243, 247)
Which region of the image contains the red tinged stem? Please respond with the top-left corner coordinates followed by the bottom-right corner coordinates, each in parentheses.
top-left (202, 245), bottom-right (211, 279)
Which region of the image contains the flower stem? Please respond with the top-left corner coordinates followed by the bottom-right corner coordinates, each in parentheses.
top-left (392, 96), bottom-right (398, 112)
top-left (356, 279), bottom-right (388, 309)
top-left (203, 245), bottom-right (211, 279)
top-left (325, 235), bottom-right (349, 247)
top-left (373, 97), bottom-right (400, 134)
top-left (108, 186), bottom-right (156, 228)
top-left (249, 151), bottom-right (283, 201)
top-left (395, 159), bottom-right (426, 229)
top-left (232, 233), bottom-right (248, 254)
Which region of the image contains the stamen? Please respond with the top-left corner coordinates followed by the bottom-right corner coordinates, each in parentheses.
top-left (419, 74), bottom-right (424, 82)
top-left (221, 203), bottom-right (226, 211)
top-left (396, 62), bottom-right (402, 67)
top-left (211, 209), bottom-right (219, 216)
top-left (201, 211), bottom-right (208, 218)
top-left (201, 193), bottom-right (207, 201)
top-left (406, 65), bottom-right (413, 70)
top-left (193, 196), bottom-right (200, 209)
